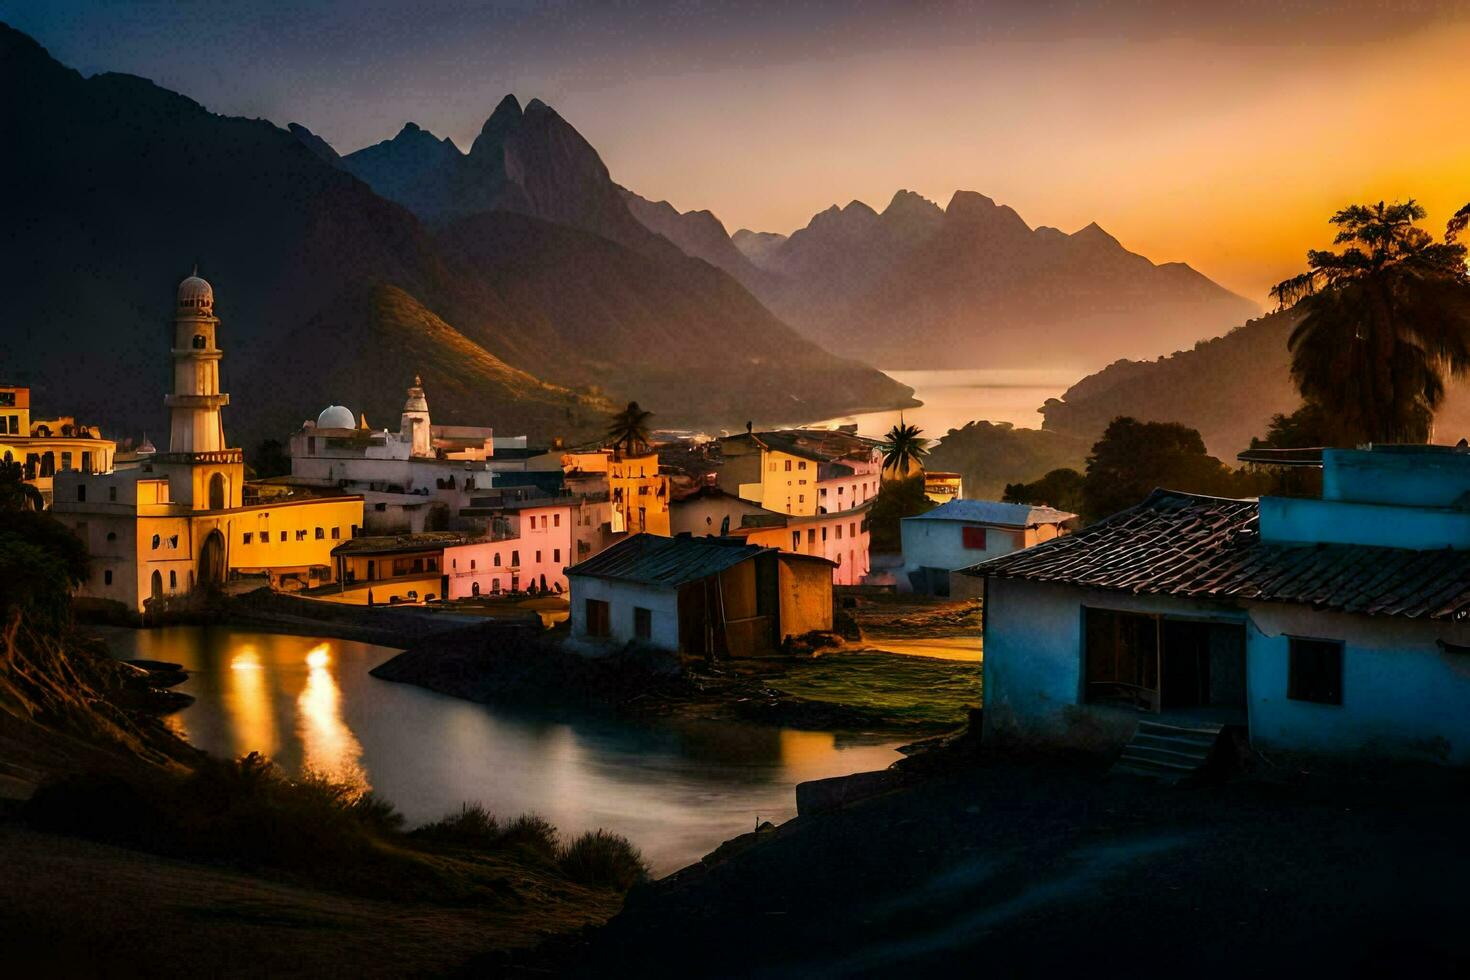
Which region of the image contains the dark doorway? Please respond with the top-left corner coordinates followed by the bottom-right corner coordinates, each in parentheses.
top-left (208, 472), bottom-right (226, 510)
top-left (199, 529), bottom-right (226, 586)
top-left (1085, 609), bottom-right (1246, 719)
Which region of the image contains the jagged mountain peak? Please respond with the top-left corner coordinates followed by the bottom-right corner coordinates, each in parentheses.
top-left (287, 122), bottom-right (341, 165)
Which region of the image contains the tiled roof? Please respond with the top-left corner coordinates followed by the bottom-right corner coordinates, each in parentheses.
top-left (907, 498), bottom-right (1076, 527)
top-left (331, 531), bottom-right (475, 556)
top-left (963, 489), bottom-right (1470, 621)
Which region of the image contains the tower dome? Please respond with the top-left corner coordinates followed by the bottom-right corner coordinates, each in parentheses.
top-left (403, 374), bottom-right (429, 414)
top-left (317, 405), bottom-right (355, 429)
top-left (177, 271), bottom-right (214, 313)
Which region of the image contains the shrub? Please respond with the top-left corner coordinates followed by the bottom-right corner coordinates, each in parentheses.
top-left (558, 829), bottom-right (650, 891)
top-left (411, 802), bottom-right (501, 847)
top-left (499, 813), bottom-right (559, 863)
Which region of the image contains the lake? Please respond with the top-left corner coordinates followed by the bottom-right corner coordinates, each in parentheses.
top-left (808, 367), bottom-right (1079, 439)
top-left (103, 626), bottom-right (905, 874)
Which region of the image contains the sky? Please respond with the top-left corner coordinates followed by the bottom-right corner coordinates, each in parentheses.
top-left (9, 0), bottom-right (1470, 300)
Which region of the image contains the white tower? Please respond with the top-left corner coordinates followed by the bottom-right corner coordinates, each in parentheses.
top-left (399, 375), bottom-right (432, 457)
top-left (165, 272), bottom-right (230, 454)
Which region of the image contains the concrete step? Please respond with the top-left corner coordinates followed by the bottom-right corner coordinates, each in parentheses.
top-left (1112, 719), bottom-right (1226, 783)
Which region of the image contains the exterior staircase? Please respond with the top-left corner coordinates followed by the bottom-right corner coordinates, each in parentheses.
top-left (1112, 719), bottom-right (1225, 783)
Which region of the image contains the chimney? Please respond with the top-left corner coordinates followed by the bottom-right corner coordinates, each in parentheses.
top-left (745, 420), bottom-right (753, 434)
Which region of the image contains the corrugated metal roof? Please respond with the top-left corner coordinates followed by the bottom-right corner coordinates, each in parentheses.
top-left (566, 534), bottom-right (768, 588)
top-left (962, 489), bottom-right (1470, 621)
top-left (907, 498), bottom-right (1076, 527)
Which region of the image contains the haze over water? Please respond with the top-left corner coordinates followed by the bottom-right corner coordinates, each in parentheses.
top-left (807, 368), bottom-right (1078, 440)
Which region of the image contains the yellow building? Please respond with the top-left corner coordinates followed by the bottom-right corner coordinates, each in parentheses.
top-left (0, 384), bottom-right (116, 506)
top-left (562, 448), bottom-right (670, 536)
top-left (719, 429), bottom-right (882, 518)
top-left (924, 470), bottom-right (964, 504)
top-left (52, 272), bottom-right (364, 611)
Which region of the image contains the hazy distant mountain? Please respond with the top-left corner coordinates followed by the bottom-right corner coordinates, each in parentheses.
top-left (735, 189), bottom-right (1259, 370)
top-left (0, 24), bottom-right (912, 448)
top-left (731, 229), bottom-right (787, 267)
top-left (1039, 308), bottom-right (1470, 457)
top-left (618, 188), bottom-right (776, 295)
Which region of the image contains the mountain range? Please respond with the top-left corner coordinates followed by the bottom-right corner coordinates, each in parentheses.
top-left (622, 187), bottom-right (1260, 369)
top-left (0, 23), bottom-right (912, 450)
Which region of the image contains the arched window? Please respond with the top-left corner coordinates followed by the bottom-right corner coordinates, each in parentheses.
top-left (208, 472), bottom-right (226, 510)
top-left (151, 534), bottom-right (161, 549)
top-left (471, 581), bottom-right (480, 596)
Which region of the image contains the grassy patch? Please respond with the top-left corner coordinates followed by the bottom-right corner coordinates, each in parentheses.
top-left (559, 830), bottom-right (650, 891)
top-left (769, 651), bottom-right (981, 727)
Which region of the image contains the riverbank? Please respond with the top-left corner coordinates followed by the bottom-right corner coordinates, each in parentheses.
top-left (370, 621), bottom-right (979, 734)
top-left (571, 744), bottom-right (1470, 978)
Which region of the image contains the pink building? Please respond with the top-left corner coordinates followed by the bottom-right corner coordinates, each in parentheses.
top-left (442, 495), bottom-right (613, 598)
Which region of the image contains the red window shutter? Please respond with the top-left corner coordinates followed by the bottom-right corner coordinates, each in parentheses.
top-left (962, 526), bottom-right (987, 549)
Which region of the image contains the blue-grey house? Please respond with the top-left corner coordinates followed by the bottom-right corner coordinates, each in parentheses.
top-left (963, 446), bottom-right (1470, 765)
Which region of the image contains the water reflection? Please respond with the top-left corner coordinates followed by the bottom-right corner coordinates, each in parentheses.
top-left (296, 645), bottom-right (369, 795)
top-left (226, 645), bottom-right (277, 759)
top-left (101, 626), bottom-right (904, 872)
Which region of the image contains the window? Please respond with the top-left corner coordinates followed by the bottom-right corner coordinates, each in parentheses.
top-left (192, 334), bottom-right (207, 349)
top-left (792, 532), bottom-right (800, 550)
top-left (837, 486), bottom-right (844, 496)
top-left (798, 495), bottom-right (805, 504)
top-left (807, 528), bottom-right (816, 546)
top-left (634, 606), bottom-right (652, 640)
top-left (850, 522), bottom-right (858, 538)
top-left (76, 483), bottom-right (86, 502)
top-left (82, 451), bottom-right (92, 473)
top-left (151, 534), bottom-right (161, 550)
top-left (585, 598), bottom-right (611, 638)
top-left (168, 535), bottom-right (178, 548)
top-left (331, 527), bottom-right (340, 539)
top-left (1289, 638), bottom-right (1343, 705)
top-left (962, 526), bottom-right (988, 550)
top-left (104, 570), bottom-right (113, 585)
top-left (296, 529), bottom-right (307, 541)
top-left (836, 524), bottom-right (843, 540)
top-left (554, 514), bottom-right (561, 527)
top-left (470, 559), bottom-right (477, 570)
top-left (494, 553), bottom-right (502, 567)
top-left (243, 532), bottom-right (253, 544)
top-left (314, 527), bottom-right (324, 539)
top-left (169, 570), bottom-right (177, 590)
top-left (821, 527), bottom-right (828, 542)
top-left (784, 460), bottom-right (792, 472)
top-left (511, 551), bottom-right (520, 566)
top-left (535, 550), bottom-right (543, 563)
top-left (553, 549), bottom-right (561, 562)
top-left (280, 531), bottom-right (287, 542)
top-left (798, 461), bottom-right (807, 470)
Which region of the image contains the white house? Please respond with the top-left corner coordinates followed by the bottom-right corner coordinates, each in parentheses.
top-left (901, 499), bottom-right (1075, 596)
top-left (566, 533), bottom-right (834, 657)
top-left (963, 446), bottom-right (1470, 766)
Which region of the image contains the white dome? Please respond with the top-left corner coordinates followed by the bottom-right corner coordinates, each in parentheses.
top-left (178, 273), bottom-right (214, 312)
top-left (317, 405), bottom-right (355, 429)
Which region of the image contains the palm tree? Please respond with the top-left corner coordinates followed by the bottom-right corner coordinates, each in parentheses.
top-left (1271, 200), bottom-right (1470, 444)
top-left (879, 416), bottom-right (929, 479)
top-left (1449, 202), bottom-right (1470, 244)
top-left (605, 401), bottom-right (653, 456)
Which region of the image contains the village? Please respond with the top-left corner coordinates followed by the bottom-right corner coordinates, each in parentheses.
top-left (5, 9), bottom-right (1470, 966)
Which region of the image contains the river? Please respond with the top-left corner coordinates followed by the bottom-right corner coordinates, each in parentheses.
top-left (808, 367), bottom-right (1079, 440)
top-left (104, 626), bottom-right (905, 874)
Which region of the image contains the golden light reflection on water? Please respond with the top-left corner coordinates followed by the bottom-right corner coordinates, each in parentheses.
top-left (296, 643), bottom-right (370, 796)
top-left (225, 646), bottom-right (277, 759)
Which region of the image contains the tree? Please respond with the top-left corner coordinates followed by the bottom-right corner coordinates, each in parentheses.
top-left (1081, 417), bottom-right (1255, 522)
top-left (867, 473), bottom-right (933, 554)
top-left (0, 510), bottom-right (90, 631)
top-left (1449, 202), bottom-right (1470, 244)
top-left (0, 459), bottom-right (44, 512)
top-left (605, 402), bottom-right (652, 456)
top-left (1271, 200), bottom-right (1470, 444)
top-left (879, 417), bottom-right (929, 479)
top-left (1003, 468), bottom-right (1086, 516)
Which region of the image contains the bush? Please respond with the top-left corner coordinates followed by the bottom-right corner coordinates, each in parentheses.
top-left (411, 802), bottom-right (501, 847)
top-left (500, 813), bottom-right (559, 862)
top-left (558, 829), bottom-right (650, 891)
